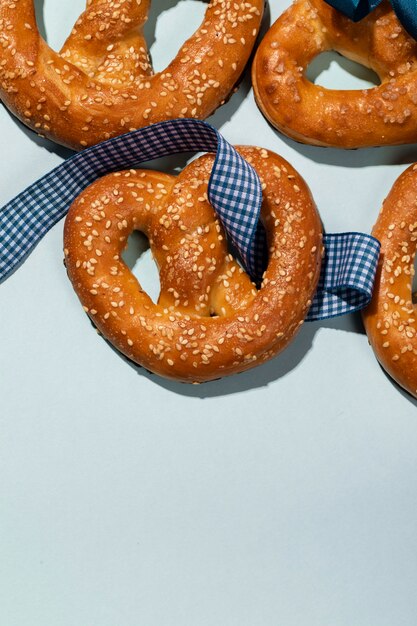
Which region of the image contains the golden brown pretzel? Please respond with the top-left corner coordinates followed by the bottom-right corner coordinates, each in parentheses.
top-left (252, 0), bottom-right (417, 148)
top-left (64, 147), bottom-right (323, 382)
top-left (0, 0), bottom-right (263, 149)
top-left (363, 164), bottom-right (417, 398)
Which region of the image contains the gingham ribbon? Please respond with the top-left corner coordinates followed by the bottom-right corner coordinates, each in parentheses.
top-left (310, 233), bottom-right (380, 320)
top-left (324, 0), bottom-right (417, 40)
top-left (0, 119), bottom-right (380, 321)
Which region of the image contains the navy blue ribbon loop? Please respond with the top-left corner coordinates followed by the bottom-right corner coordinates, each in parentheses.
top-left (0, 119), bottom-right (380, 321)
top-left (324, 0), bottom-right (417, 40)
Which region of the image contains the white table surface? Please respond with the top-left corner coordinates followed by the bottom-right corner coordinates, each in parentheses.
top-left (1, 1), bottom-right (417, 625)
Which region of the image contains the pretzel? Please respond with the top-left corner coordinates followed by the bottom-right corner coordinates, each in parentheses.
top-left (363, 164), bottom-right (417, 399)
top-left (252, 0), bottom-right (417, 148)
top-left (63, 147), bottom-right (323, 382)
top-left (0, 0), bottom-right (263, 150)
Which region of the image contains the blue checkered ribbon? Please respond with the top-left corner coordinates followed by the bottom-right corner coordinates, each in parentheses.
top-left (0, 118), bottom-right (380, 321)
top-left (309, 233), bottom-right (380, 320)
top-left (324, 0), bottom-right (417, 40)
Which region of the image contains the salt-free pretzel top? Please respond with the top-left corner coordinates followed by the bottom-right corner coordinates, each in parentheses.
top-left (64, 146), bottom-right (323, 382)
top-left (0, 0), bottom-right (263, 150)
top-left (363, 164), bottom-right (417, 399)
top-left (252, 0), bottom-right (417, 148)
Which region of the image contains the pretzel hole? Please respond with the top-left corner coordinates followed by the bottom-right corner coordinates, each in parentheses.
top-left (121, 231), bottom-right (160, 304)
top-left (144, 0), bottom-right (208, 73)
top-left (34, 0), bottom-right (84, 49)
top-left (306, 51), bottom-right (380, 90)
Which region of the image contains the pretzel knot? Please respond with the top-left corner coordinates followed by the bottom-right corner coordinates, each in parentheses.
top-left (363, 164), bottom-right (417, 399)
top-left (64, 147), bottom-right (323, 382)
top-left (0, 0), bottom-right (263, 149)
top-left (252, 0), bottom-right (417, 148)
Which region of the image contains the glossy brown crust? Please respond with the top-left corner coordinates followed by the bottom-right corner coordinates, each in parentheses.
top-left (252, 0), bottom-right (417, 148)
top-left (0, 0), bottom-right (263, 150)
top-left (363, 164), bottom-right (417, 398)
top-left (64, 147), bottom-right (323, 382)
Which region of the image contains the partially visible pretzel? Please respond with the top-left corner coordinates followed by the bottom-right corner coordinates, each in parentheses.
top-left (252, 0), bottom-right (417, 148)
top-left (0, 0), bottom-right (263, 150)
top-left (363, 164), bottom-right (417, 399)
top-left (64, 146), bottom-right (323, 382)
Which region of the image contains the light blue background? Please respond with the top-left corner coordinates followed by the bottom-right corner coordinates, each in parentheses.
top-left (1, 1), bottom-right (417, 625)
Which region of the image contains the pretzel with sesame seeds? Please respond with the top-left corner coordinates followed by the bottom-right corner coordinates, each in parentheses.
top-left (0, 0), bottom-right (263, 150)
top-left (252, 0), bottom-right (417, 148)
top-left (363, 164), bottom-right (417, 398)
top-left (63, 146), bottom-right (323, 382)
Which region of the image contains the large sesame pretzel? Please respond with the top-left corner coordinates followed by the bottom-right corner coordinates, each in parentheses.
top-left (0, 0), bottom-right (263, 149)
top-left (64, 146), bottom-right (323, 382)
top-left (363, 164), bottom-right (417, 399)
top-left (252, 0), bottom-right (417, 148)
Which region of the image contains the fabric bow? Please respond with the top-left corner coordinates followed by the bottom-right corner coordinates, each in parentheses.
top-left (324, 0), bottom-right (417, 40)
